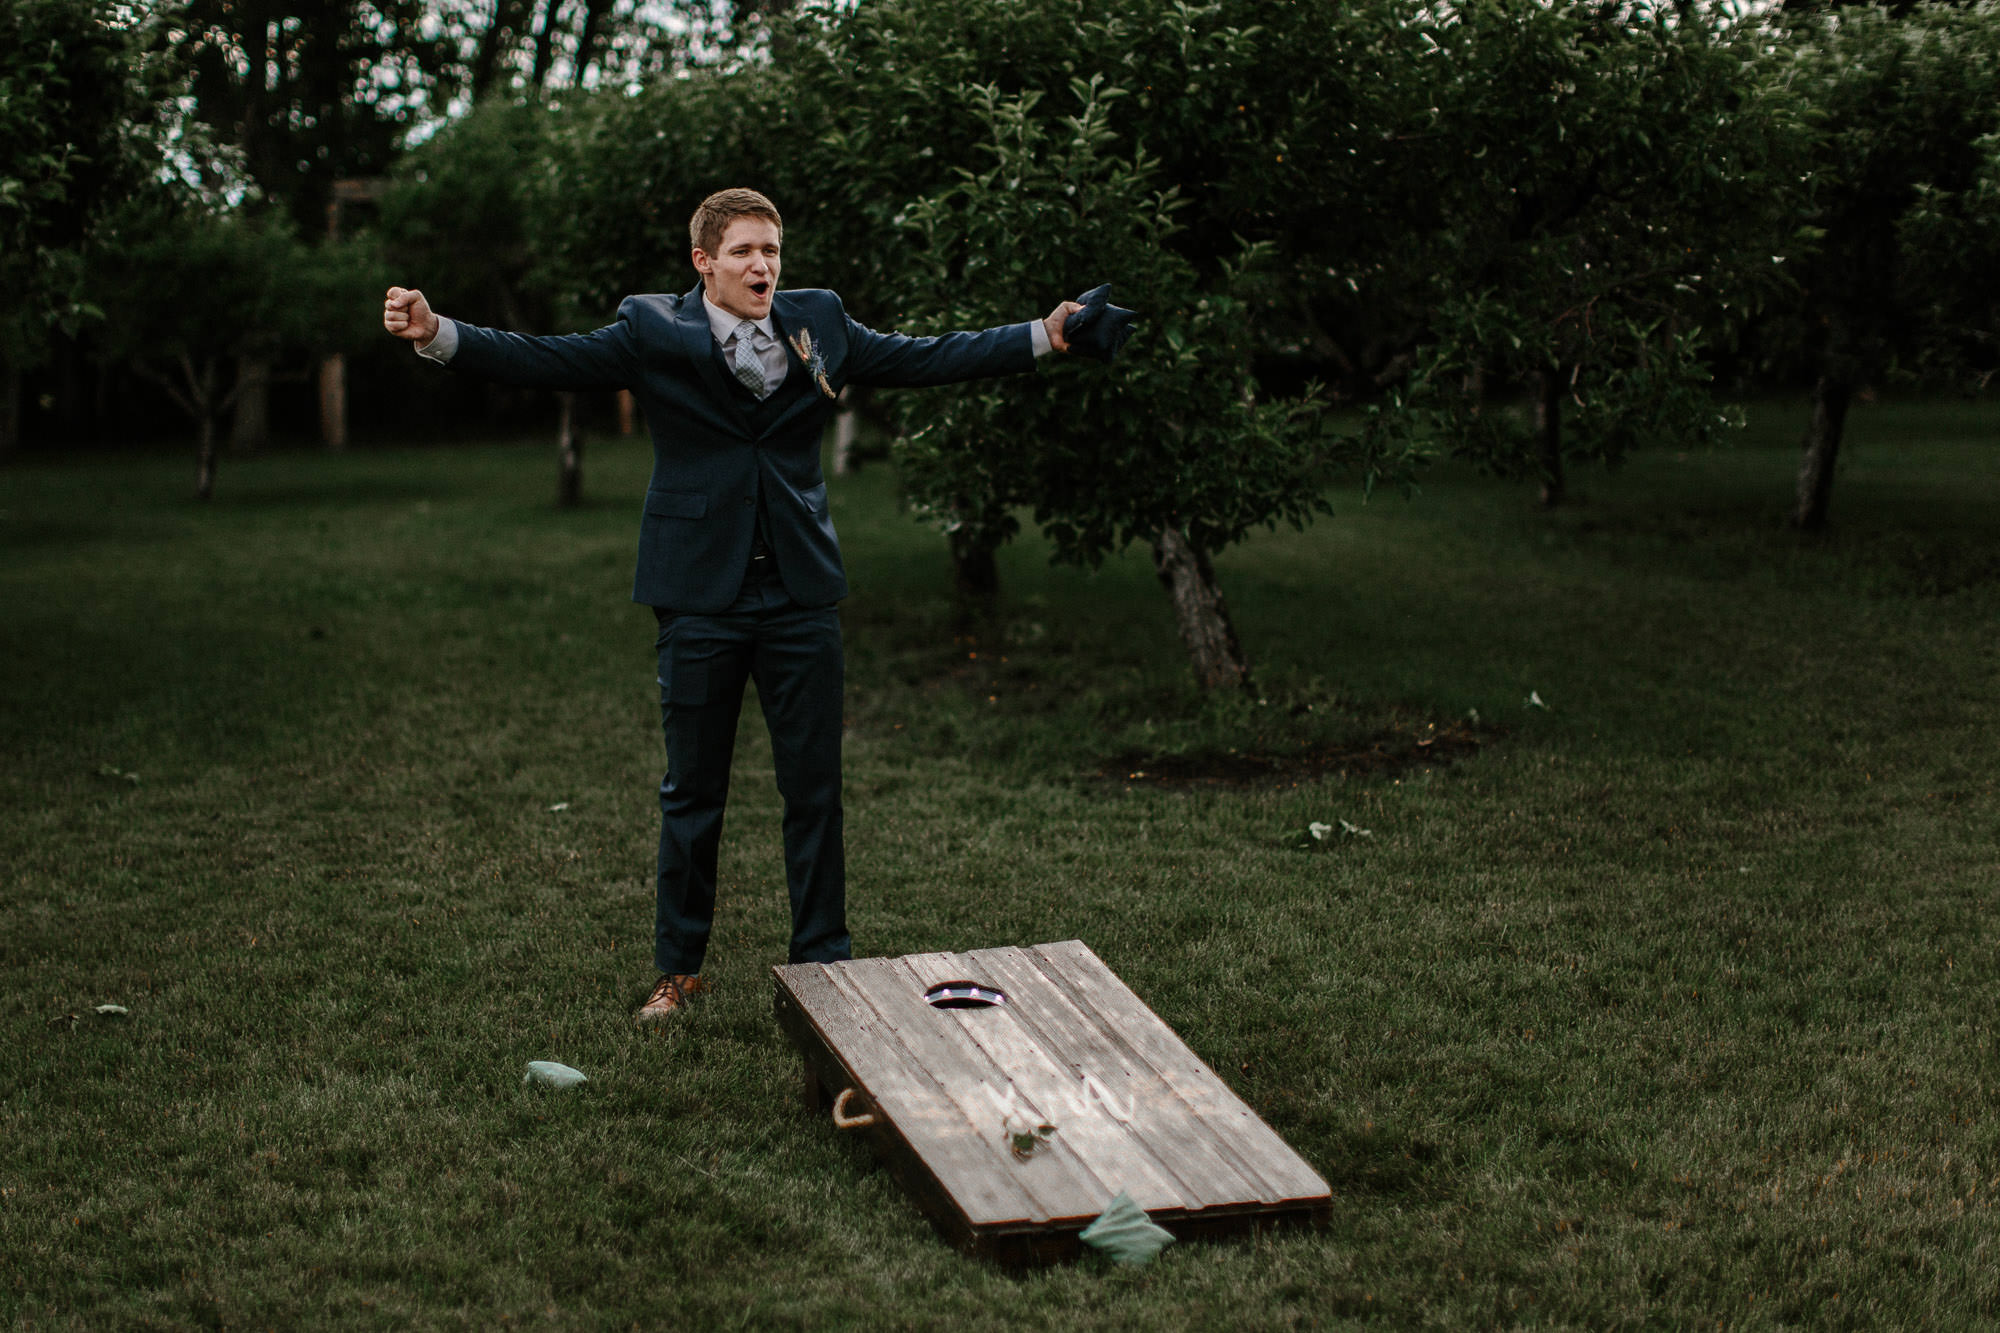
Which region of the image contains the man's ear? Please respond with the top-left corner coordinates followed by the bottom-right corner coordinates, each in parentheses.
top-left (691, 248), bottom-right (712, 276)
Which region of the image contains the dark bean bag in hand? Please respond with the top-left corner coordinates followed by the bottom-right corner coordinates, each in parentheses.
top-left (1061, 284), bottom-right (1138, 363)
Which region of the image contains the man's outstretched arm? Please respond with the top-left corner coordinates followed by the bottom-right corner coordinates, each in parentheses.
top-left (382, 285), bottom-right (637, 391)
top-left (841, 298), bottom-right (1084, 389)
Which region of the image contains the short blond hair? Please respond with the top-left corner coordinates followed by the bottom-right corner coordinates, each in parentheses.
top-left (689, 188), bottom-right (783, 257)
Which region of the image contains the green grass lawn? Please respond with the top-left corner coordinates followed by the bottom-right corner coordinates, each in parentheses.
top-left (3, 400), bottom-right (1997, 1329)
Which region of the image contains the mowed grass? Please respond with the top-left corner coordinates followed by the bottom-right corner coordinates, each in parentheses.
top-left (2, 399), bottom-right (1997, 1329)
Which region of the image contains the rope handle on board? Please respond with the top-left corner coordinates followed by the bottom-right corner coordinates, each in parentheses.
top-left (832, 1087), bottom-right (877, 1129)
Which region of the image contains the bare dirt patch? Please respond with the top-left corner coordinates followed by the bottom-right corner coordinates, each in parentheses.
top-left (1093, 719), bottom-right (1489, 791)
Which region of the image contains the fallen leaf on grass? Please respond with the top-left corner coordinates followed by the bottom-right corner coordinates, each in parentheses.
top-left (94, 764), bottom-right (140, 785)
top-left (1295, 819), bottom-right (1373, 850)
top-left (93, 1004), bottom-right (129, 1016)
top-left (547, 802), bottom-right (571, 812)
top-left (1526, 691), bottom-right (1548, 710)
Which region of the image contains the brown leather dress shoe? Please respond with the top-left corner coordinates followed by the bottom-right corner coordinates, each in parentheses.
top-left (635, 972), bottom-right (706, 1025)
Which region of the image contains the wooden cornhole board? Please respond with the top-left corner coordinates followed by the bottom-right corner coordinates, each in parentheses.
top-left (772, 939), bottom-right (1332, 1264)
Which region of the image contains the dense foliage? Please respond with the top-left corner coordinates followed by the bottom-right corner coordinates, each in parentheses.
top-left (1371, 2), bottom-right (1811, 504)
top-left (0, 0), bottom-right (169, 450)
top-left (85, 195), bottom-right (380, 496)
top-left (15, 0), bottom-right (2000, 665)
top-left (1755, 2), bottom-right (2000, 527)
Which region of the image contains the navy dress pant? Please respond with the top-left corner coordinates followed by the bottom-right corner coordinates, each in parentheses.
top-left (651, 564), bottom-right (849, 975)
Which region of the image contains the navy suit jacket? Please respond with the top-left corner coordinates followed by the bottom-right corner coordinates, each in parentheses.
top-left (445, 281), bottom-right (1037, 612)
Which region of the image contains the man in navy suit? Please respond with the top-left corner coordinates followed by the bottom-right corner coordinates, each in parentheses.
top-left (384, 188), bottom-right (1081, 1023)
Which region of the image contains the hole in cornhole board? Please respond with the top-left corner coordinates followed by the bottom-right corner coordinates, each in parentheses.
top-left (924, 981), bottom-right (1008, 1009)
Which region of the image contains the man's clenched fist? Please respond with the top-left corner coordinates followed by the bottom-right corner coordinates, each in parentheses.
top-left (1042, 300), bottom-right (1085, 354)
top-left (383, 287), bottom-right (439, 344)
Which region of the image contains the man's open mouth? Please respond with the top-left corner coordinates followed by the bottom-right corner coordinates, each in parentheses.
top-left (750, 281), bottom-right (771, 297)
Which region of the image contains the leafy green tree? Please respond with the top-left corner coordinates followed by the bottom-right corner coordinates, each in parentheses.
top-left (162, 0), bottom-right (458, 449)
top-left (1761, 2), bottom-right (2000, 530)
top-left (496, 0), bottom-right (1813, 687)
top-left (456, 0), bottom-right (729, 99)
top-left (393, 94), bottom-right (646, 502)
top-left (89, 200), bottom-right (376, 498)
top-left (892, 78), bottom-right (1370, 690)
top-left (777, 0), bottom-right (1435, 400)
top-left (0, 0), bottom-right (164, 453)
top-left (804, 0), bottom-right (1423, 687)
top-left (383, 99), bottom-right (570, 487)
top-left (526, 6), bottom-right (1359, 686)
top-left (170, 0), bottom-right (447, 230)
top-left (1373, 1), bottom-right (1809, 507)
top-left (529, 67), bottom-right (793, 316)
top-left (383, 101), bottom-right (563, 336)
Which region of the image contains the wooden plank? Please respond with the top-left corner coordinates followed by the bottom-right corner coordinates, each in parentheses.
top-left (822, 957), bottom-right (1106, 1224)
top-left (1029, 941), bottom-right (1331, 1203)
top-left (777, 963), bottom-right (1042, 1231)
top-left (899, 949), bottom-right (1191, 1214)
top-left (987, 942), bottom-right (1326, 1209)
top-left (960, 944), bottom-right (1271, 1212)
top-left (998, 943), bottom-right (1310, 1207)
top-left (788, 960), bottom-right (1051, 1229)
top-left (832, 955), bottom-right (1114, 1226)
top-left (774, 978), bottom-right (988, 1251)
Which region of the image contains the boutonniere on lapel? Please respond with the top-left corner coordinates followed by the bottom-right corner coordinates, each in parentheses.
top-left (787, 328), bottom-right (837, 400)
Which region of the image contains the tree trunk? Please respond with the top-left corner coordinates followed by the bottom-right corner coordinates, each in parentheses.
top-left (617, 388), bottom-right (637, 435)
top-left (194, 412), bottom-right (219, 501)
top-left (230, 354), bottom-right (271, 452)
top-left (556, 391), bottom-right (584, 507)
top-left (948, 525), bottom-right (1002, 652)
top-left (1793, 369), bottom-right (1852, 532)
top-left (318, 354), bottom-right (348, 450)
top-left (831, 401), bottom-right (859, 474)
top-left (92, 358), bottom-right (111, 434)
top-left (56, 333), bottom-right (84, 433)
top-left (573, 0), bottom-right (614, 82)
top-left (1151, 526), bottom-right (1252, 691)
top-left (528, 0), bottom-right (566, 89)
top-left (1463, 360), bottom-right (1487, 417)
top-left (1534, 367), bottom-right (1566, 508)
top-left (471, 0), bottom-right (534, 100)
top-left (0, 361), bottom-right (20, 459)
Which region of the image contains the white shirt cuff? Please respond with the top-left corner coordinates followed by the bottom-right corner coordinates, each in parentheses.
top-left (416, 317), bottom-right (459, 363)
top-left (1028, 318), bottom-right (1051, 358)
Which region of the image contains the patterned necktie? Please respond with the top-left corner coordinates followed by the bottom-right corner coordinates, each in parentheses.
top-left (732, 320), bottom-right (766, 397)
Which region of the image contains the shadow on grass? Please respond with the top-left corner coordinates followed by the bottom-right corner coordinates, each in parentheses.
top-left (1320, 1126), bottom-right (1449, 1198)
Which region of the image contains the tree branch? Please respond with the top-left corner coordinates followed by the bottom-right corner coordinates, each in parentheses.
top-left (130, 359), bottom-right (199, 421)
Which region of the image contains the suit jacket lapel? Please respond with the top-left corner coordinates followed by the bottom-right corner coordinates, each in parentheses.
top-left (677, 281), bottom-right (755, 435)
top-left (772, 298), bottom-right (833, 392)
top-left (764, 298), bottom-right (835, 436)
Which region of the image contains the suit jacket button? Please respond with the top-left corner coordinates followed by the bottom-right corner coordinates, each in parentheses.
top-left (742, 496), bottom-right (754, 507)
